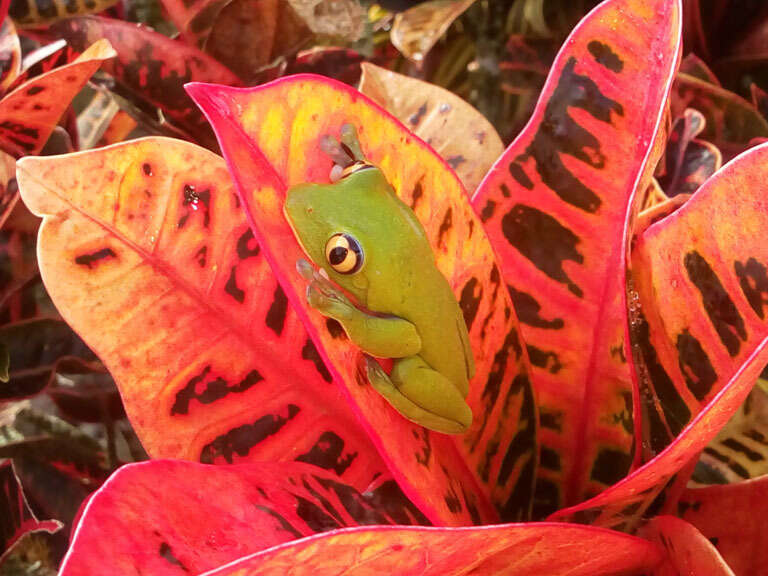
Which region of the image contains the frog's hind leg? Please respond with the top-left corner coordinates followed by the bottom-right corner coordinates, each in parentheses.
top-left (364, 356), bottom-right (472, 435)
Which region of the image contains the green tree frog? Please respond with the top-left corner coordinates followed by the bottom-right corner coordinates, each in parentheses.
top-left (283, 124), bottom-right (474, 434)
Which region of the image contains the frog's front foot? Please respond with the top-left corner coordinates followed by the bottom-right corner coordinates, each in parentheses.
top-left (297, 259), bottom-right (355, 320)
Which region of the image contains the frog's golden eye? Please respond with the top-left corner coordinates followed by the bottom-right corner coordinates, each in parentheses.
top-left (325, 233), bottom-right (363, 274)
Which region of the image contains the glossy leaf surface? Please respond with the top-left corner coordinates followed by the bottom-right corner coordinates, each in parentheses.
top-left (641, 515), bottom-right (734, 576)
top-left (17, 138), bottom-right (395, 499)
top-left (0, 39), bottom-right (114, 157)
top-left (60, 460), bottom-right (407, 576)
top-left (359, 62), bottom-right (505, 194)
top-left (679, 476), bottom-right (768, 575)
top-left (188, 75), bottom-right (536, 524)
top-left (203, 523), bottom-right (663, 576)
top-left (0, 460), bottom-right (61, 563)
top-left (49, 17), bottom-right (240, 148)
top-left (551, 143), bottom-right (768, 529)
top-left (471, 0), bottom-right (681, 513)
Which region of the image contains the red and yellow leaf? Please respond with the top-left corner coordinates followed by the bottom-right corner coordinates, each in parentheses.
top-left (640, 515), bottom-right (734, 576)
top-left (550, 142), bottom-right (768, 529)
top-left (48, 17), bottom-right (240, 148)
top-left (359, 62), bottom-right (505, 194)
top-left (0, 460), bottom-right (61, 563)
top-left (60, 460), bottom-right (413, 576)
top-left (471, 0), bottom-right (681, 512)
top-left (16, 138), bottom-right (396, 500)
top-left (188, 75), bottom-right (536, 524)
top-left (679, 476), bottom-right (768, 574)
top-left (202, 523), bottom-right (664, 576)
top-left (0, 39), bottom-right (114, 157)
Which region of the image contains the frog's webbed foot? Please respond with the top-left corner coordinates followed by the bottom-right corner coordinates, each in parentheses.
top-left (297, 259), bottom-right (355, 320)
top-left (365, 355), bottom-right (472, 435)
top-left (320, 123), bottom-right (370, 182)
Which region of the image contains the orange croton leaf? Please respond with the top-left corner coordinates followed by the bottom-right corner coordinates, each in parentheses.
top-left (201, 522), bottom-right (664, 576)
top-left (16, 138), bottom-right (404, 504)
top-left (679, 476), bottom-right (768, 575)
top-left (471, 0), bottom-right (681, 513)
top-left (640, 515), bottom-right (735, 576)
top-left (550, 142), bottom-right (768, 529)
top-left (0, 39), bottom-right (115, 158)
top-left (187, 75), bottom-right (536, 524)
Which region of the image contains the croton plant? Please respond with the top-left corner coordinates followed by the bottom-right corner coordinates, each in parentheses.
top-left (2, 0), bottom-right (768, 573)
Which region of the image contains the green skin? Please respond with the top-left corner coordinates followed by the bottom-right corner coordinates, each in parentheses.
top-left (284, 167), bottom-right (475, 434)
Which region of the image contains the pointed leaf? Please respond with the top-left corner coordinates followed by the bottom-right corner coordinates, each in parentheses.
top-left (391, 0), bottom-right (475, 62)
top-left (188, 76), bottom-right (536, 524)
top-left (8, 0), bottom-right (118, 28)
top-left (640, 515), bottom-right (735, 576)
top-left (0, 39), bottom-right (115, 158)
top-left (671, 73), bottom-right (768, 160)
top-left (471, 0), bottom-right (682, 512)
top-left (678, 53), bottom-right (720, 85)
top-left (657, 108), bottom-right (721, 197)
top-left (0, 19), bottom-right (21, 93)
top-left (16, 138), bottom-right (395, 499)
top-left (679, 476), bottom-right (768, 575)
top-left (550, 143), bottom-right (768, 529)
top-left (48, 17), bottom-right (240, 149)
top-left (0, 460), bottom-right (61, 563)
top-left (203, 523), bottom-right (664, 576)
top-left (60, 460), bottom-right (409, 576)
top-left (359, 62), bottom-right (505, 194)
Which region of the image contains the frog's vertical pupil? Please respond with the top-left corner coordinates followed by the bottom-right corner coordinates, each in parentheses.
top-left (329, 246), bottom-right (348, 265)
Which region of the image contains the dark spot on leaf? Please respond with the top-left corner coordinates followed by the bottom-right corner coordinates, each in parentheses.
top-left (587, 40), bottom-right (624, 73)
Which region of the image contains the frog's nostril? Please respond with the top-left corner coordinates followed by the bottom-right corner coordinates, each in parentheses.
top-left (307, 206), bottom-right (314, 214)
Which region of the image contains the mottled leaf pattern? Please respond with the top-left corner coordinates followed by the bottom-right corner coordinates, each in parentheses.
top-left (471, 0), bottom-right (681, 513)
top-left (8, 0), bottom-right (119, 28)
top-left (0, 39), bottom-right (115, 157)
top-left (359, 62), bottom-right (505, 194)
top-left (550, 143), bottom-right (768, 529)
top-left (59, 460), bottom-right (413, 576)
top-left (202, 522), bottom-right (664, 576)
top-left (188, 75), bottom-right (536, 524)
top-left (0, 460), bottom-right (61, 563)
top-left (49, 17), bottom-right (240, 148)
top-left (17, 139), bottom-right (394, 498)
top-left (679, 476), bottom-right (768, 575)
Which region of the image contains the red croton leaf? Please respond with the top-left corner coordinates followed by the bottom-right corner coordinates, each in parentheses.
top-left (0, 459), bottom-right (61, 563)
top-left (48, 17), bottom-right (241, 149)
top-left (640, 515), bottom-right (734, 576)
top-left (201, 523), bottom-right (664, 576)
top-left (550, 142), bottom-right (768, 529)
top-left (60, 460), bottom-right (411, 576)
top-left (0, 39), bottom-right (115, 158)
top-left (16, 139), bottom-right (403, 504)
top-left (471, 0), bottom-right (681, 513)
top-left (187, 75), bottom-right (536, 524)
top-left (60, 460), bottom-right (665, 576)
top-left (678, 476), bottom-right (768, 574)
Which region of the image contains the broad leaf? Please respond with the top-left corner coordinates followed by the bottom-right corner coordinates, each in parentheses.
top-left (671, 73), bottom-right (768, 160)
top-left (17, 139), bottom-right (396, 500)
top-left (0, 317), bottom-right (98, 400)
top-left (692, 386), bottom-right (768, 484)
top-left (359, 62), bottom-right (505, 194)
top-left (49, 17), bottom-right (241, 149)
top-left (0, 39), bottom-right (115, 157)
top-left (188, 76), bottom-right (536, 524)
top-left (8, 0), bottom-right (119, 27)
top-left (640, 515), bottom-right (734, 576)
top-left (471, 0), bottom-right (681, 513)
top-left (59, 460), bottom-right (416, 575)
top-left (390, 0), bottom-right (475, 62)
top-left (202, 523), bottom-right (664, 576)
top-left (657, 108), bottom-right (721, 198)
top-left (0, 460), bottom-right (61, 564)
top-left (550, 142), bottom-right (768, 529)
top-left (679, 476), bottom-right (768, 574)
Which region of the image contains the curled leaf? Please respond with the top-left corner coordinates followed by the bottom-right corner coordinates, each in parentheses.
top-left (391, 0), bottom-right (475, 62)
